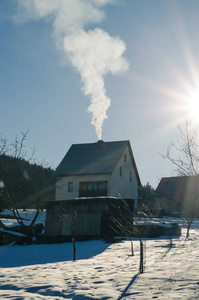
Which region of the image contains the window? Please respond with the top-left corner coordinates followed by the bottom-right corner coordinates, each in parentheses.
top-left (93, 183), bottom-right (98, 191)
top-left (120, 166), bottom-right (122, 177)
top-left (87, 183), bottom-right (102, 192)
top-left (68, 182), bottom-right (73, 192)
top-left (129, 171), bottom-right (132, 181)
top-left (98, 183), bottom-right (103, 190)
top-left (79, 181), bottom-right (108, 197)
top-left (87, 184), bottom-right (92, 191)
top-left (124, 153), bottom-right (127, 162)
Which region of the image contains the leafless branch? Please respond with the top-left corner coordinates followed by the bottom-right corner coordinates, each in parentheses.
top-left (162, 121), bottom-right (199, 176)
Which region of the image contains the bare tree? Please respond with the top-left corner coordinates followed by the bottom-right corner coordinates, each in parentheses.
top-left (63, 206), bottom-right (78, 261)
top-left (162, 121), bottom-right (199, 236)
top-left (108, 198), bottom-right (134, 251)
top-left (181, 193), bottom-right (198, 238)
top-left (52, 200), bottom-right (78, 261)
top-left (164, 121), bottom-right (199, 176)
top-left (0, 131), bottom-right (45, 243)
top-left (108, 197), bottom-right (148, 273)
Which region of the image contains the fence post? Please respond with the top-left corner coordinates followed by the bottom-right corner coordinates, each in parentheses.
top-left (72, 237), bottom-right (76, 261)
top-left (139, 238), bottom-right (143, 273)
top-left (131, 240), bottom-right (134, 256)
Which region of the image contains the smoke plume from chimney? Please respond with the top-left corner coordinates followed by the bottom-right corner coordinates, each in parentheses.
top-left (14, 0), bottom-right (129, 140)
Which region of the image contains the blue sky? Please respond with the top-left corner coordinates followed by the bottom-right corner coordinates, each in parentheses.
top-left (1, 0), bottom-right (199, 188)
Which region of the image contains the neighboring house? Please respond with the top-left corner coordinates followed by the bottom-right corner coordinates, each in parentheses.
top-left (45, 140), bottom-right (141, 240)
top-left (155, 176), bottom-right (199, 216)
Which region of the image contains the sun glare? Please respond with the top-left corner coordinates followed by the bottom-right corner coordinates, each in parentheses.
top-left (186, 89), bottom-right (199, 124)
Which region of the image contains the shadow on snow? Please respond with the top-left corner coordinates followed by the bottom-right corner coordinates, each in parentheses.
top-left (118, 274), bottom-right (140, 299)
top-left (0, 240), bottom-right (110, 268)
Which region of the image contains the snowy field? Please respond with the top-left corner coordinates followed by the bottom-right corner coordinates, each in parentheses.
top-left (0, 211), bottom-right (199, 299)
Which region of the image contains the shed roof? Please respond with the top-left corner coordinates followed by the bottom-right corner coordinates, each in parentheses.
top-left (55, 140), bottom-right (141, 184)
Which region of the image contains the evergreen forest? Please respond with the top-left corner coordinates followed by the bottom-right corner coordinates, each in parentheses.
top-left (0, 154), bottom-right (55, 210)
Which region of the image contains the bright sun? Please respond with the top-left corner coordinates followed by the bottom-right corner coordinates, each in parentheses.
top-left (186, 89), bottom-right (199, 123)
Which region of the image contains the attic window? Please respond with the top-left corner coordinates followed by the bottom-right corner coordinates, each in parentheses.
top-left (120, 166), bottom-right (122, 177)
top-left (124, 153), bottom-right (127, 162)
top-left (129, 171), bottom-right (132, 181)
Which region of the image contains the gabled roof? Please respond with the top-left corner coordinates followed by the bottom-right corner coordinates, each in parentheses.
top-left (156, 176), bottom-right (199, 201)
top-left (55, 140), bottom-right (141, 185)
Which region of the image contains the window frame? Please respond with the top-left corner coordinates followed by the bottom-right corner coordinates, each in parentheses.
top-left (120, 166), bottom-right (122, 177)
top-left (79, 181), bottom-right (108, 197)
top-left (68, 182), bottom-right (73, 192)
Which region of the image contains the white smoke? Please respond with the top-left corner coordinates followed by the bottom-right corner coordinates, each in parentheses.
top-left (14, 0), bottom-right (129, 140)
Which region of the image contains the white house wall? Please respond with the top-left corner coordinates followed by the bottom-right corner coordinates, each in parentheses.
top-left (56, 174), bottom-right (110, 200)
top-left (110, 146), bottom-right (138, 200)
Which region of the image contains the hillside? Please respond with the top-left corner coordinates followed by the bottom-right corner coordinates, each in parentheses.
top-left (0, 154), bottom-right (55, 209)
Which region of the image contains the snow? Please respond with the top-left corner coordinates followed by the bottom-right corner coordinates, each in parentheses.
top-left (134, 216), bottom-right (184, 229)
top-left (0, 209), bottom-right (46, 227)
top-left (0, 212), bottom-right (199, 299)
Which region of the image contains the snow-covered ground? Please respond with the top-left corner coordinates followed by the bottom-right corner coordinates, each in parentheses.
top-left (0, 211), bottom-right (199, 299)
top-left (0, 209), bottom-right (46, 227)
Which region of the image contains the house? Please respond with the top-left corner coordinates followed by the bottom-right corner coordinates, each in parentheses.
top-left (45, 140), bottom-right (141, 241)
top-left (55, 140), bottom-right (141, 204)
top-left (155, 176), bottom-right (199, 216)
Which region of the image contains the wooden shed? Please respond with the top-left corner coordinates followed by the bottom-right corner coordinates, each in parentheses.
top-left (45, 197), bottom-right (134, 242)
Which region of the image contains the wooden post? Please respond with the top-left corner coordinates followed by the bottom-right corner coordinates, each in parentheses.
top-left (131, 240), bottom-right (134, 256)
top-left (139, 238), bottom-right (143, 273)
top-left (72, 237), bottom-right (76, 261)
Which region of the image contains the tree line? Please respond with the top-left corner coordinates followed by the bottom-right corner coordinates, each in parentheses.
top-left (0, 153), bottom-right (55, 211)
top-left (0, 132), bottom-right (55, 211)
